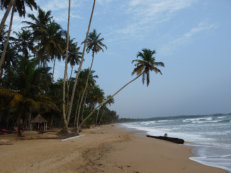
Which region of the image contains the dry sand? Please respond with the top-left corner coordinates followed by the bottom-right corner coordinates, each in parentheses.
top-left (0, 125), bottom-right (227, 173)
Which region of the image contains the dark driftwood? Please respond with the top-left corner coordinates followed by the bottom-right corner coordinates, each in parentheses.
top-left (146, 135), bottom-right (184, 144)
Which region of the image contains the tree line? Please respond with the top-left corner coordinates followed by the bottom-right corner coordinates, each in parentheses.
top-left (0, 0), bottom-right (164, 136)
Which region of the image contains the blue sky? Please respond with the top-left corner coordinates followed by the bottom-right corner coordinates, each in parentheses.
top-left (2, 0), bottom-right (231, 118)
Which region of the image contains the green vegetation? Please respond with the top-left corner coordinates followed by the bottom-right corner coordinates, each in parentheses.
top-left (0, 1), bottom-right (164, 136)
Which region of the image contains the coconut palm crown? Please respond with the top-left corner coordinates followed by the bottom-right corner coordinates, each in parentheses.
top-left (132, 49), bottom-right (164, 86)
top-left (86, 29), bottom-right (107, 55)
top-left (1, 0), bottom-right (37, 17)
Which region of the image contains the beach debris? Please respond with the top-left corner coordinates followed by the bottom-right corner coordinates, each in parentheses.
top-left (146, 135), bottom-right (184, 144)
top-left (0, 139), bottom-right (13, 145)
top-left (61, 134), bottom-right (85, 141)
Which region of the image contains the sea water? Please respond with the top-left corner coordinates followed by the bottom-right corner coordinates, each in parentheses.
top-left (121, 114), bottom-right (231, 172)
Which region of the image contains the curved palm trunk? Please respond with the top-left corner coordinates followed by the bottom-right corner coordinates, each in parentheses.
top-left (77, 73), bottom-right (142, 133)
top-left (0, 0), bottom-right (14, 32)
top-left (74, 54), bottom-right (95, 128)
top-left (67, 0), bottom-right (96, 125)
top-left (0, 3), bottom-right (15, 79)
top-left (62, 0), bottom-right (71, 133)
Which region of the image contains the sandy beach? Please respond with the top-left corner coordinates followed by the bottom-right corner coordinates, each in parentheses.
top-left (0, 125), bottom-right (227, 173)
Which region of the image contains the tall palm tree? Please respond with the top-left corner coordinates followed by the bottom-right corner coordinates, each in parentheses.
top-left (62, 0), bottom-right (71, 133)
top-left (0, 0), bottom-right (37, 77)
top-left (66, 0), bottom-right (96, 130)
top-left (0, 4), bottom-right (15, 78)
top-left (74, 70), bottom-right (98, 129)
top-left (75, 29), bottom-right (106, 129)
top-left (78, 48), bottom-right (165, 132)
top-left (66, 39), bottom-right (81, 99)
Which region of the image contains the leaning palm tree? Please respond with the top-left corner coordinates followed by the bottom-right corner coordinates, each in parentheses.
top-left (75, 29), bottom-right (106, 129)
top-left (0, 0), bottom-right (37, 78)
top-left (77, 48), bottom-right (165, 133)
top-left (66, 0), bottom-right (96, 130)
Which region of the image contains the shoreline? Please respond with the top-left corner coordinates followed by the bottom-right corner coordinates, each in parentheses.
top-left (119, 123), bottom-right (230, 173)
top-left (0, 124), bottom-right (228, 173)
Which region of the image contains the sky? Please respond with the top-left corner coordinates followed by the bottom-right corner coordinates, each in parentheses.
top-left (2, 0), bottom-right (231, 118)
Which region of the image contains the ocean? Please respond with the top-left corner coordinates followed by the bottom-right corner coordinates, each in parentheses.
top-left (120, 114), bottom-right (231, 172)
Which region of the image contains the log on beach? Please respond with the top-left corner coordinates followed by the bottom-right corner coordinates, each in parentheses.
top-left (146, 135), bottom-right (184, 144)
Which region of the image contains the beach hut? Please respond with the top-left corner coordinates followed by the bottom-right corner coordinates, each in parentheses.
top-left (31, 114), bottom-right (48, 132)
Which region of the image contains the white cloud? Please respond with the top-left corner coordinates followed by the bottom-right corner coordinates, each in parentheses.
top-left (97, 0), bottom-right (113, 5)
top-left (39, 0), bottom-right (80, 12)
top-left (116, 0), bottom-right (196, 37)
top-left (160, 22), bottom-right (217, 56)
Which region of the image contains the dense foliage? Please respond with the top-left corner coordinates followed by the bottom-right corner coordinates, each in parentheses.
top-left (0, 7), bottom-right (119, 131)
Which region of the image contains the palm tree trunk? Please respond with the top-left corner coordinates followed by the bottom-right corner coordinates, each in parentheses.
top-left (76, 90), bottom-right (87, 132)
top-left (99, 109), bottom-right (105, 126)
top-left (80, 91), bottom-right (88, 124)
top-left (95, 108), bottom-right (100, 125)
top-left (0, 0), bottom-right (14, 32)
top-left (0, 3), bottom-right (15, 79)
top-left (66, 65), bottom-right (73, 106)
top-left (78, 73), bottom-right (142, 132)
top-left (52, 57), bottom-right (56, 81)
top-left (69, 65), bottom-right (73, 79)
top-left (73, 92), bottom-right (82, 128)
top-left (67, 0), bottom-right (96, 125)
top-left (62, 0), bottom-right (71, 133)
top-left (74, 54), bottom-right (95, 129)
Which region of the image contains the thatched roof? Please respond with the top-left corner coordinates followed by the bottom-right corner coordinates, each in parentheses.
top-left (31, 114), bottom-right (48, 123)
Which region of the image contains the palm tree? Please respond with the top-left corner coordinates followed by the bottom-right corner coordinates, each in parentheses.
top-left (66, 0), bottom-right (96, 130)
top-left (75, 29), bottom-right (106, 129)
top-left (0, 0), bottom-right (37, 78)
top-left (24, 9), bottom-right (63, 67)
top-left (33, 21), bottom-right (64, 67)
top-left (97, 95), bottom-right (114, 125)
top-left (78, 48), bottom-right (165, 132)
top-left (62, 0), bottom-right (71, 133)
top-left (66, 39), bottom-right (81, 104)
top-left (73, 69), bottom-right (98, 129)
top-left (12, 29), bottom-right (33, 59)
top-left (0, 4), bottom-right (15, 78)
top-left (0, 0), bottom-right (14, 32)
top-left (23, 7), bottom-right (52, 29)
top-left (67, 39), bottom-right (81, 79)
top-left (0, 0), bottom-right (37, 31)
top-left (0, 56), bottom-right (58, 136)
